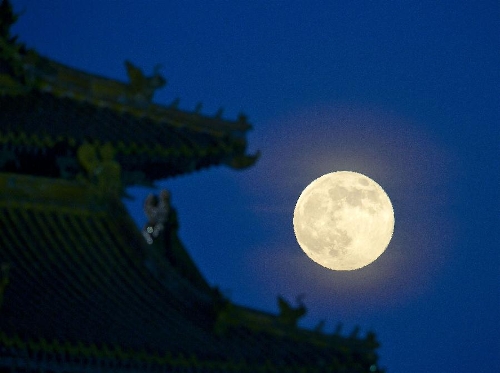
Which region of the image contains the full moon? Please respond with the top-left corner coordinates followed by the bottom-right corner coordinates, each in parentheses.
top-left (293, 171), bottom-right (394, 271)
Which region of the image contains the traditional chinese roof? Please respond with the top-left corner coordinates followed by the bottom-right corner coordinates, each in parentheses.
top-left (0, 172), bottom-right (382, 372)
top-left (0, 7), bottom-right (258, 186)
top-left (0, 2), bottom-right (384, 371)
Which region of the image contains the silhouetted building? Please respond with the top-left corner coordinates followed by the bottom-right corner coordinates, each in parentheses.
top-left (0, 1), bottom-right (383, 372)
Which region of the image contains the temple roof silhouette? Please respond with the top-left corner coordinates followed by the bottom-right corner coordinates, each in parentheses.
top-left (0, 2), bottom-right (258, 185)
top-left (0, 1), bottom-right (383, 371)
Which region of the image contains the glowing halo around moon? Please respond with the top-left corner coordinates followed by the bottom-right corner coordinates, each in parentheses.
top-left (293, 171), bottom-right (394, 271)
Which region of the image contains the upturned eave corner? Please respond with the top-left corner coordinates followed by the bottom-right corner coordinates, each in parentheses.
top-left (225, 149), bottom-right (260, 170)
top-left (224, 113), bottom-right (260, 170)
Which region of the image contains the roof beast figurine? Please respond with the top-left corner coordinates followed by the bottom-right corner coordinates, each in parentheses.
top-left (124, 60), bottom-right (166, 106)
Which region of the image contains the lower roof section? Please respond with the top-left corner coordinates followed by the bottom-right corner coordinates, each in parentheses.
top-left (0, 173), bottom-right (216, 354)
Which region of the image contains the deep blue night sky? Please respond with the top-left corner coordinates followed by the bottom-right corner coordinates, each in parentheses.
top-left (11, 1), bottom-right (499, 372)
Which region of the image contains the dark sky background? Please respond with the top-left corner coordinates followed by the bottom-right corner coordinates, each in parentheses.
top-left (11, 1), bottom-right (499, 372)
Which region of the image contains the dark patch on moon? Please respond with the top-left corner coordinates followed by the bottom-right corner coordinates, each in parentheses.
top-left (328, 184), bottom-right (364, 207)
top-left (358, 177), bottom-right (369, 186)
top-left (345, 188), bottom-right (363, 206)
top-left (328, 185), bottom-right (349, 200)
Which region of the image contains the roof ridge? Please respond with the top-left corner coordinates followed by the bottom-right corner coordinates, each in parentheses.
top-left (18, 53), bottom-right (252, 133)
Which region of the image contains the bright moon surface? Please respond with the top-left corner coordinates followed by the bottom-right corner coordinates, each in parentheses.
top-left (293, 171), bottom-right (394, 271)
